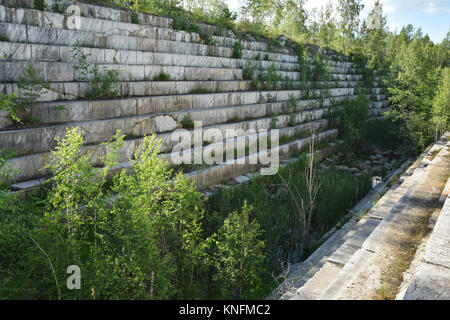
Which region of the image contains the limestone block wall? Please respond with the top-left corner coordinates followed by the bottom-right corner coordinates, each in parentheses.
top-left (0, 0), bottom-right (390, 190)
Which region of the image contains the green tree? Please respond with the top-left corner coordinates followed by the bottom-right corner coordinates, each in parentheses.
top-left (213, 202), bottom-right (265, 299)
top-left (432, 67), bottom-right (450, 139)
top-left (337, 0), bottom-right (364, 53)
top-left (362, 0), bottom-right (387, 70)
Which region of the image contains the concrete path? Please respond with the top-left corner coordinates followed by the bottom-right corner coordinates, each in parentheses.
top-left (276, 132), bottom-right (450, 300)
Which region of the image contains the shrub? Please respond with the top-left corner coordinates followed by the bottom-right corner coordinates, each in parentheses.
top-left (153, 72), bottom-right (171, 81)
top-left (232, 41), bottom-right (243, 59)
top-left (212, 202), bottom-right (265, 299)
top-left (205, 154), bottom-right (371, 285)
top-left (181, 115), bottom-right (195, 129)
top-left (172, 15), bottom-right (200, 33)
top-left (243, 60), bottom-right (255, 80)
top-left (86, 65), bottom-right (119, 100)
top-left (130, 11), bottom-right (140, 24)
top-left (338, 94), bottom-right (370, 152)
top-left (17, 63), bottom-right (49, 109)
top-left (51, 0), bottom-right (66, 14)
top-left (33, 0), bottom-right (46, 11)
top-left (0, 91), bottom-right (20, 123)
top-left (71, 47), bottom-right (119, 100)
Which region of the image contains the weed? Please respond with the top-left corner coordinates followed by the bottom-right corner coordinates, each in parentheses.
top-left (131, 11), bottom-right (140, 24)
top-left (33, 0), bottom-right (46, 11)
top-left (51, 0), bottom-right (66, 14)
top-left (17, 63), bottom-right (49, 109)
top-left (181, 115), bottom-right (194, 129)
top-left (232, 41), bottom-right (243, 59)
top-left (153, 72), bottom-right (171, 81)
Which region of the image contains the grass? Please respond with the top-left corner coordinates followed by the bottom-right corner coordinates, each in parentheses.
top-left (279, 130), bottom-right (311, 145)
top-left (181, 115), bottom-right (194, 129)
top-left (0, 35), bottom-right (10, 42)
top-left (153, 72), bottom-right (171, 81)
top-left (189, 88), bottom-right (215, 94)
top-left (227, 115), bottom-right (241, 123)
top-left (376, 220), bottom-right (427, 300)
top-left (205, 153), bottom-right (372, 297)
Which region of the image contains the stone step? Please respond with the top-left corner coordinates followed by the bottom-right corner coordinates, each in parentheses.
top-left (0, 56), bottom-right (361, 83)
top-left (0, 0), bottom-right (356, 69)
top-left (0, 60), bottom-right (245, 82)
top-left (0, 21), bottom-right (299, 65)
top-left (166, 129), bottom-right (338, 189)
top-left (0, 99), bottom-right (333, 156)
top-left (402, 173), bottom-right (450, 300)
top-left (396, 174), bottom-right (450, 300)
top-left (6, 115), bottom-right (330, 184)
top-left (9, 127), bottom-right (337, 190)
top-left (371, 94), bottom-right (388, 101)
top-left (318, 135), bottom-right (449, 299)
top-left (286, 158), bottom-right (416, 300)
top-left (0, 40), bottom-right (358, 76)
top-left (372, 100), bottom-right (389, 109)
top-left (0, 79), bottom-right (362, 103)
top-left (0, 20), bottom-right (362, 70)
top-left (0, 40), bottom-right (299, 71)
top-left (0, 0), bottom-right (173, 29)
top-left (371, 107), bottom-right (389, 116)
top-left (0, 88), bottom-right (356, 130)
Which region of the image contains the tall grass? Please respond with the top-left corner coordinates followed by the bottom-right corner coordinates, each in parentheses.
top-left (204, 153), bottom-right (372, 292)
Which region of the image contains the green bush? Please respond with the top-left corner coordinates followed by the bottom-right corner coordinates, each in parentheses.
top-left (71, 47), bottom-right (119, 100)
top-left (337, 94), bottom-right (370, 152)
top-left (0, 127), bottom-right (272, 299)
top-left (152, 72), bottom-right (172, 81)
top-left (33, 0), bottom-right (46, 11)
top-left (130, 11), bottom-right (140, 24)
top-left (232, 41), bottom-right (243, 59)
top-left (212, 202), bottom-right (265, 299)
top-left (0, 91), bottom-right (20, 123)
top-left (205, 154), bottom-right (371, 286)
top-left (86, 65), bottom-right (119, 100)
top-left (17, 63), bottom-right (49, 109)
top-left (51, 0), bottom-right (66, 14)
top-left (181, 115), bottom-right (195, 129)
top-left (172, 15), bottom-right (200, 33)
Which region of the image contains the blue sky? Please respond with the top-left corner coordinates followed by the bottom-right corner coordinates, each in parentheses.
top-left (226, 0), bottom-right (450, 43)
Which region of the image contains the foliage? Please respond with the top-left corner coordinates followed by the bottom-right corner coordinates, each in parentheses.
top-left (386, 29), bottom-right (444, 152)
top-left (337, 94), bottom-right (370, 152)
top-left (232, 41), bottom-right (243, 59)
top-left (0, 127), bottom-right (276, 299)
top-left (310, 49), bottom-right (329, 81)
top-left (33, 0), bottom-right (47, 11)
top-left (243, 60), bottom-right (255, 81)
top-left (181, 115), bottom-right (195, 129)
top-left (431, 67), bottom-right (450, 139)
top-left (71, 47), bottom-right (119, 100)
top-left (17, 63), bottom-right (49, 109)
top-left (0, 91), bottom-right (20, 123)
top-left (51, 0), bottom-right (67, 14)
top-left (205, 153), bottom-right (371, 282)
top-left (212, 202), bottom-right (265, 299)
top-left (130, 11), bottom-right (140, 24)
top-left (152, 72), bottom-right (172, 81)
top-left (172, 15), bottom-right (201, 33)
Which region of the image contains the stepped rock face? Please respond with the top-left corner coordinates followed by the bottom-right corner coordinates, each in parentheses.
top-left (0, 0), bottom-right (389, 190)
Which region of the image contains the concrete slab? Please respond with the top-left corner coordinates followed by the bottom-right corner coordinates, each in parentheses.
top-left (403, 262), bottom-right (450, 300)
